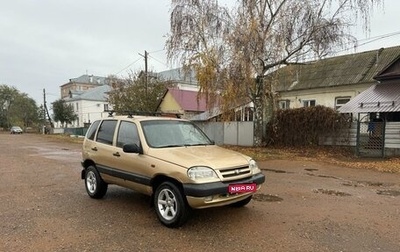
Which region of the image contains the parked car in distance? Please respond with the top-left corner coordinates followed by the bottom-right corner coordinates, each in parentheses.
top-left (10, 126), bottom-right (23, 134)
top-left (81, 113), bottom-right (266, 228)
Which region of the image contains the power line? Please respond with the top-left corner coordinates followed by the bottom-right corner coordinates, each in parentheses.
top-left (114, 57), bottom-right (142, 75)
top-left (148, 48), bottom-right (165, 54)
top-left (147, 54), bottom-right (169, 68)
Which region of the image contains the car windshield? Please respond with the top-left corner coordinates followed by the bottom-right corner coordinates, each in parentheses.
top-left (141, 120), bottom-right (213, 148)
top-left (12, 126), bottom-right (22, 130)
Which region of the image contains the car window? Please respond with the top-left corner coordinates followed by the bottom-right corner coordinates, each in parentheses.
top-left (96, 120), bottom-right (117, 145)
top-left (116, 121), bottom-right (140, 148)
top-left (86, 120), bottom-right (101, 140)
top-left (141, 120), bottom-right (212, 148)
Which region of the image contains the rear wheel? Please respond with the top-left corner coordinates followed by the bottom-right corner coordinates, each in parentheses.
top-left (230, 195), bottom-right (252, 207)
top-left (85, 166), bottom-right (108, 199)
top-left (154, 182), bottom-right (190, 228)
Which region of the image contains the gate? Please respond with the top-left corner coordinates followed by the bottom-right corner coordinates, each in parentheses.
top-left (356, 117), bottom-right (385, 157)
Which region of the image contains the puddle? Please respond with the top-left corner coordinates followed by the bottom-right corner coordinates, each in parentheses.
top-left (342, 181), bottom-right (394, 187)
top-left (305, 168), bottom-right (318, 172)
top-left (376, 190), bottom-right (400, 197)
top-left (263, 168), bottom-right (287, 174)
top-left (313, 189), bottom-right (351, 197)
top-left (306, 173), bottom-right (340, 180)
top-left (253, 193), bottom-right (283, 202)
top-left (25, 145), bottom-right (81, 162)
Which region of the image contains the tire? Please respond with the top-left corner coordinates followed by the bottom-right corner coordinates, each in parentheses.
top-left (154, 181), bottom-right (190, 228)
top-left (85, 166), bottom-right (108, 199)
top-left (230, 195), bottom-right (252, 207)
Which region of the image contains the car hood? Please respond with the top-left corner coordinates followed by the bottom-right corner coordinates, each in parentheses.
top-left (147, 145), bottom-right (250, 169)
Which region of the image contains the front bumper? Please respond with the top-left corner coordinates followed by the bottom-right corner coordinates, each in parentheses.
top-left (182, 173), bottom-right (265, 197)
top-left (183, 173), bottom-right (265, 209)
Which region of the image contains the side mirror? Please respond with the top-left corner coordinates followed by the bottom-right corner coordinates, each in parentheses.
top-left (123, 143), bottom-right (143, 154)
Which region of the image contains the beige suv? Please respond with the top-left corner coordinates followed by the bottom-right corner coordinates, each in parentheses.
top-left (81, 114), bottom-right (265, 227)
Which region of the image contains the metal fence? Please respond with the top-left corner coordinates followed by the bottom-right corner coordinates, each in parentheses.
top-left (320, 121), bottom-right (400, 157)
top-left (194, 121), bottom-right (254, 146)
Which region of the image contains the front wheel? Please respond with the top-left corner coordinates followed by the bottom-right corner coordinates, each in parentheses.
top-left (85, 166), bottom-right (108, 199)
top-left (154, 182), bottom-right (190, 228)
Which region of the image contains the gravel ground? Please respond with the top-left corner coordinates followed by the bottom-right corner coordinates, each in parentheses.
top-left (1, 133), bottom-right (400, 251)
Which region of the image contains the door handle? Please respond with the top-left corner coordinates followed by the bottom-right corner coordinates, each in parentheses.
top-left (91, 147), bottom-right (98, 151)
top-left (113, 152), bottom-right (120, 157)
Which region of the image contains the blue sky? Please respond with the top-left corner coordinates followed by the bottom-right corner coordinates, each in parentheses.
top-left (1, 0), bottom-right (399, 108)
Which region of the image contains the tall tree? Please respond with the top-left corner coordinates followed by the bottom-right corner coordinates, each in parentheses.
top-left (166, 0), bottom-right (383, 146)
top-left (0, 85), bottom-right (40, 129)
top-left (108, 72), bottom-right (170, 113)
top-left (52, 99), bottom-right (78, 127)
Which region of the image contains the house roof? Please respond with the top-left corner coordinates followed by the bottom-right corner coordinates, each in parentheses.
top-left (61, 74), bottom-right (108, 87)
top-left (64, 85), bottom-right (111, 102)
top-left (157, 68), bottom-right (197, 85)
top-left (338, 82), bottom-right (400, 114)
top-left (165, 88), bottom-right (207, 112)
top-left (271, 46), bottom-right (400, 92)
top-left (374, 54), bottom-right (400, 81)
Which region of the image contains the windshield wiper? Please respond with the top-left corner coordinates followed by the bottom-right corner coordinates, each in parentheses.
top-left (184, 143), bottom-right (211, 146)
top-left (158, 144), bottom-right (185, 148)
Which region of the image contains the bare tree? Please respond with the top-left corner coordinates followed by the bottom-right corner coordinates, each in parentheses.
top-left (166, 0), bottom-right (383, 146)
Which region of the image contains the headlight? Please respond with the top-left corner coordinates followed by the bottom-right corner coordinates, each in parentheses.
top-left (187, 166), bottom-right (218, 180)
top-left (249, 159), bottom-right (261, 173)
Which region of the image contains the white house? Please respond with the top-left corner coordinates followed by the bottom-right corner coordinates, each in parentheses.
top-left (63, 84), bottom-right (111, 127)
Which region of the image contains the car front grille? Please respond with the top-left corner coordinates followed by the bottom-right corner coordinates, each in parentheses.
top-left (218, 166), bottom-right (251, 180)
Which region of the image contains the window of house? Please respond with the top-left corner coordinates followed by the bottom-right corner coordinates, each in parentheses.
top-left (335, 96), bottom-right (351, 110)
top-left (76, 102), bottom-right (79, 112)
top-left (104, 104), bottom-right (109, 112)
top-left (279, 100), bottom-right (290, 109)
top-left (303, 100), bottom-right (316, 107)
top-left (244, 107), bottom-right (254, 121)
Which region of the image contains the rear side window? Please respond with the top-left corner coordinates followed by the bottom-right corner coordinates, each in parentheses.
top-left (96, 120), bottom-right (117, 145)
top-left (86, 120), bottom-right (101, 140)
top-left (117, 121), bottom-right (140, 148)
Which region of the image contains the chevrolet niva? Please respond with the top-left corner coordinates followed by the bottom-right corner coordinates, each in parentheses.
top-left (81, 113), bottom-right (265, 227)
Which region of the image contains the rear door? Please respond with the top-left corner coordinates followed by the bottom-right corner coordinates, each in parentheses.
top-left (90, 119), bottom-right (119, 181)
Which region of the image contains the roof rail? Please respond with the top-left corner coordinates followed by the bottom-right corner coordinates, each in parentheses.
top-left (105, 110), bottom-right (182, 118)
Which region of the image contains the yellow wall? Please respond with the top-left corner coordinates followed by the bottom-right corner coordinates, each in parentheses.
top-left (159, 92), bottom-right (182, 114)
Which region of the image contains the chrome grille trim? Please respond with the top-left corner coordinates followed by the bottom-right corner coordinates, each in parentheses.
top-left (219, 166), bottom-right (251, 179)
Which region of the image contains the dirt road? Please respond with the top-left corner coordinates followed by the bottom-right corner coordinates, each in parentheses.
top-left (1, 133), bottom-right (399, 251)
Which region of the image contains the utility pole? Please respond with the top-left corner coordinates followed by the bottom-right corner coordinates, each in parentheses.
top-left (43, 88), bottom-right (46, 134)
top-left (139, 50), bottom-right (148, 97)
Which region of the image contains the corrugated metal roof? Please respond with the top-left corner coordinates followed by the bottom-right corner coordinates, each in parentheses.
top-left (168, 88), bottom-right (207, 112)
top-left (70, 74), bottom-right (107, 85)
top-left (271, 46), bottom-right (400, 91)
top-left (338, 82), bottom-right (400, 113)
top-left (64, 85), bottom-right (110, 102)
top-left (157, 68), bottom-right (197, 84)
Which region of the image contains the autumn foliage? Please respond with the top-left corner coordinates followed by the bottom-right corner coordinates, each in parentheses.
top-left (266, 105), bottom-right (350, 146)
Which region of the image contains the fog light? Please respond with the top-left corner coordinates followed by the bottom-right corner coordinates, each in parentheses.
top-left (204, 196), bottom-right (213, 202)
